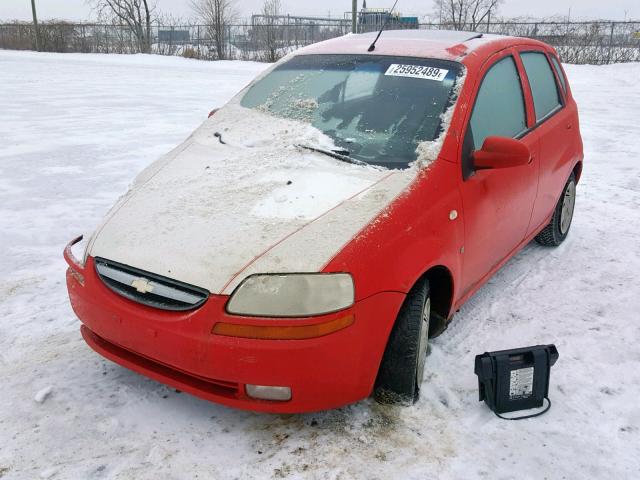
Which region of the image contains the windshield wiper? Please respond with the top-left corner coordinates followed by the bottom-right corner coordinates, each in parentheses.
top-left (296, 144), bottom-right (366, 166)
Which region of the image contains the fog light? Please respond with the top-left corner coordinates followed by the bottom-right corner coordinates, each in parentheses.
top-left (474, 344), bottom-right (558, 420)
top-left (245, 384), bottom-right (291, 401)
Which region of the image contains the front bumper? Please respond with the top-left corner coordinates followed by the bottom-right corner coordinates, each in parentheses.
top-left (65, 243), bottom-right (405, 413)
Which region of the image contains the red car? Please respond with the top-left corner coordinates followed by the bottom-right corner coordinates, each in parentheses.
top-left (65, 30), bottom-right (582, 413)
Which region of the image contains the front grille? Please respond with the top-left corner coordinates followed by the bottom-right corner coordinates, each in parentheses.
top-left (94, 257), bottom-right (209, 311)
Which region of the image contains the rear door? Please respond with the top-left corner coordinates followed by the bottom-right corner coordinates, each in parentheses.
top-left (516, 48), bottom-right (577, 234)
top-left (458, 49), bottom-right (540, 295)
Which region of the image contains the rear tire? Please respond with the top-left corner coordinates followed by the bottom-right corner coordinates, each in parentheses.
top-left (535, 173), bottom-right (576, 247)
top-left (374, 279), bottom-right (430, 405)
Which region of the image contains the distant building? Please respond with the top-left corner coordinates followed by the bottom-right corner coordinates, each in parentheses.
top-left (351, 1), bottom-right (419, 32)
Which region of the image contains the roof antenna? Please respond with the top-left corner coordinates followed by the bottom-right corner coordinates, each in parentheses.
top-left (367, 0), bottom-right (399, 52)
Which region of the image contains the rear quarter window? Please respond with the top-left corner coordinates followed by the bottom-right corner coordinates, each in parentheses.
top-left (520, 52), bottom-right (562, 122)
top-left (550, 55), bottom-right (567, 94)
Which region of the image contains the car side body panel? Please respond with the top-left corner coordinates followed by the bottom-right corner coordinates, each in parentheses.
top-left (449, 42), bottom-right (583, 311)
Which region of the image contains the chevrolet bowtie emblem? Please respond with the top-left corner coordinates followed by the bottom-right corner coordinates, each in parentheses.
top-left (131, 278), bottom-right (154, 294)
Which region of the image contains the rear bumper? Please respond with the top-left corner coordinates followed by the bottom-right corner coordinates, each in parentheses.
top-left (65, 248), bottom-right (404, 413)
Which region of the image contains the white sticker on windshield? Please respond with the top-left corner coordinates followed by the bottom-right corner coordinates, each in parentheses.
top-left (384, 64), bottom-right (449, 81)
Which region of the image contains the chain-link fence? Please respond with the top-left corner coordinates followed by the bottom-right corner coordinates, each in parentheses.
top-left (485, 21), bottom-right (640, 64)
top-left (1, 20), bottom-right (639, 64)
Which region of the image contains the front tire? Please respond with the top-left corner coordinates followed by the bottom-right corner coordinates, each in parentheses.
top-left (535, 172), bottom-right (576, 246)
top-left (374, 279), bottom-right (430, 405)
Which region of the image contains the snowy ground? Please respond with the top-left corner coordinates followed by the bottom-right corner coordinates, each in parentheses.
top-left (1, 50), bottom-right (639, 479)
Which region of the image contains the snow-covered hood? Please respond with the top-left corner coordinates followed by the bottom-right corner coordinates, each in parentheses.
top-left (88, 104), bottom-right (417, 294)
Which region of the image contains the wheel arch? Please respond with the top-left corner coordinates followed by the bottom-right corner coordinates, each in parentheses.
top-left (573, 160), bottom-right (583, 184)
top-left (400, 264), bottom-right (455, 338)
top-left (373, 263), bottom-right (456, 403)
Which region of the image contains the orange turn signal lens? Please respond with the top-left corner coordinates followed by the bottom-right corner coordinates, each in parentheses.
top-left (212, 314), bottom-right (354, 340)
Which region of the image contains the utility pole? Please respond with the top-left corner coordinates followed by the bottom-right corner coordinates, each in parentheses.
top-left (30, 0), bottom-right (40, 51)
top-left (352, 0), bottom-right (357, 34)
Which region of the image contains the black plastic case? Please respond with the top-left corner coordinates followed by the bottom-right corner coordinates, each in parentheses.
top-left (474, 344), bottom-right (559, 414)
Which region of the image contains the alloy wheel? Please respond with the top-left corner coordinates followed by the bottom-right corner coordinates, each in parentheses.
top-left (560, 181), bottom-right (576, 235)
top-left (416, 297), bottom-right (431, 389)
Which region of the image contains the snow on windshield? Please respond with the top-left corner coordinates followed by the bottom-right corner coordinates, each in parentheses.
top-left (239, 54), bottom-right (462, 169)
top-left (414, 68), bottom-right (467, 168)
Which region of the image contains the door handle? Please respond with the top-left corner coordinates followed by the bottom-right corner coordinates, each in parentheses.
top-left (566, 123), bottom-right (573, 130)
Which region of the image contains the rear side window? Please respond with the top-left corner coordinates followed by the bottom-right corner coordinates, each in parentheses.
top-left (550, 55), bottom-right (567, 94)
top-left (469, 56), bottom-right (527, 150)
top-left (520, 52), bottom-right (562, 121)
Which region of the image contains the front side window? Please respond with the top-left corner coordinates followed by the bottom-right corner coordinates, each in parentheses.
top-left (240, 54), bottom-right (462, 168)
top-left (468, 56), bottom-right (527, 151)
top-left (520, 51), bottom-right (562, 122)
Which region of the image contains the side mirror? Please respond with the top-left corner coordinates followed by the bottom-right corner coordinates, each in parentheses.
top-left (473, 136), bottom-right (531, 170)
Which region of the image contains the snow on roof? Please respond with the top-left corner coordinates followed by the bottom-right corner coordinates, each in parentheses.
top-left (298, 29), bottom-right (519, 62)
top-left (358, 29), bottom-right (483, 43)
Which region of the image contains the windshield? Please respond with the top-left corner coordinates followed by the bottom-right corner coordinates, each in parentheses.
top-left (240, 54), bottom-right (462, 168)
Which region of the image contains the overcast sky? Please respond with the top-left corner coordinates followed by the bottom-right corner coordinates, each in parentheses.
top-left (1, 0), bottom-right (638, 22)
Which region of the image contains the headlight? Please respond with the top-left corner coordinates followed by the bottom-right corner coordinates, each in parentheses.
top-left (226, 273), bottom-right (354, 317)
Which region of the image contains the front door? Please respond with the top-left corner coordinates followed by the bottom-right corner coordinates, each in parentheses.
top-left (458, 51), bottom-right (540, 295)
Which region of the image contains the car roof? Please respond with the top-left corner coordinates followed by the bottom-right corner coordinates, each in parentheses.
top-left (296, 29), bottom-right (549, 65)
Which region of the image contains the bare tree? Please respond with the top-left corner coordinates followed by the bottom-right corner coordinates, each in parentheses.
top-left (258, 0), bottom-right (282, 62)
top-left (435, 0), bottom-right (502, 31)
top-left (261, 0), bottom-right (282, 20)
top-left (190, 0), bottom-right (236, 59)
top-left (91, 0), bottom-right (154, 53)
